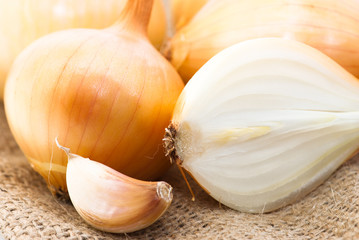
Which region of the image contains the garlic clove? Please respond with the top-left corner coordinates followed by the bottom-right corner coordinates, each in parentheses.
top-left (166, 38), bottom-right (359, 213)
top-left (57, 139), bottom-right (172, 233)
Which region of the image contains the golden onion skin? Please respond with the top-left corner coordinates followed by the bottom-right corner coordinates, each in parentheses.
top-left (4, 2), bottom-right (183, 194)
top-left (0, 0), bottom-right (166, 99)
top-left (170, 0), bottom-right (208, 30)
top-left (168, 0), bottom-right (359, 82)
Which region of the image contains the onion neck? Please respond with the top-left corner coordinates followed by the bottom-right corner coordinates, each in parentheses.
top-left (110, 0), bottom-right (154, 38)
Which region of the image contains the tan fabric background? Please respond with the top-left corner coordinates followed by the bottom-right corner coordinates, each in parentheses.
top-left (1, 104), bottom-right (359, 240)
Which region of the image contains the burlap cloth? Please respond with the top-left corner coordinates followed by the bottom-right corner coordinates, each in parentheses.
top-left (0, 102), bottom-right (358, 240)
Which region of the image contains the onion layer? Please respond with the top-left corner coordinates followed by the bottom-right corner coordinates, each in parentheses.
top-left (165, 38), bottom-right (359, 213)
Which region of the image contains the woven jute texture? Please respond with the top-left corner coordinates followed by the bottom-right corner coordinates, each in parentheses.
top-left (0, 103), bottom-right (358, 240)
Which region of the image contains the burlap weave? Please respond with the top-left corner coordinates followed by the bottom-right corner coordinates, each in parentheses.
top-left (0, 102), bottom-right (358, 240)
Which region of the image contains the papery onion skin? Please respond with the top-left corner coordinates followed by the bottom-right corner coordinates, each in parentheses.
top-left (167, 0), bottom-right (359, 82)
top-left (170, 0), bottom-right (208, 30)
top-left (166, 38), bottom-right (359, 213)
top-left (4, 0), bottom-right (184, 195)
top-left (0, 0), bottom-right (166, 99)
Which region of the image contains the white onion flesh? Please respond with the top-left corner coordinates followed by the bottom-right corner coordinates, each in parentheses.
top-left (171, 38), bottom-right (359, 213)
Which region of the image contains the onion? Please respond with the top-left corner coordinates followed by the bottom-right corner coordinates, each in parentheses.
top-left (0, 0), bottom-right (167, 99)
top-left (164, 38), bottom-right (359, 213)
top-left (166, 0), bottom-right (359, 82)
top-left (4, 0), bottom-right (184, 195)
top-left (169, 0), bottom-right (208, 30)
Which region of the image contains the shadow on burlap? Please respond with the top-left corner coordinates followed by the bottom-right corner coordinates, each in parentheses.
top-left (0, 103), bottom-right (358, 240)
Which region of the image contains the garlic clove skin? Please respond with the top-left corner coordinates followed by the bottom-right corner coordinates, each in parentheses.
top-left (167, 38), bottom-right (359, 213)
top-left (57, 140), bottom-right (172, 233)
